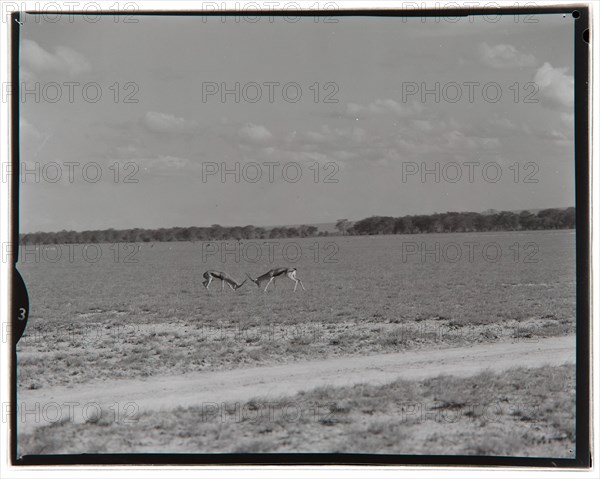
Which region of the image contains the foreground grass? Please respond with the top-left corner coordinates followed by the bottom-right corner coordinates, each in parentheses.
top-left (17, 232), bottom-right (575, 389)
top-left (19, 364), bottom-right (575, 458)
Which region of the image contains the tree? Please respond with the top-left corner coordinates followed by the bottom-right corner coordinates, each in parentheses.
top-left (374, 216), bottom-right (395, 234)
top-left (242, 225), bottom-right (256, 239)
top-left (561, 207), bottom-right (575, 228)
top-left (518, 210), bottom-right (538, 230)
top-left (335, 219), bottom-right (351, 235)
top-left (209, 224), bottom-right (224, 240)
top-left (230, 226), bottom-right (243, 241)
top-left (537, 209), bottom-right (560, 229)
top-left (412, 215), bottom-right (434, 233)
top-left (298, 225), bottom-right (310, 238)
top-left (394, 216), bottom-right (414, 234)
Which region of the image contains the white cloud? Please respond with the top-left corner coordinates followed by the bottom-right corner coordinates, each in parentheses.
top-left (479, 42), bottom-right (536, 69)
top-left (139, 155), bottom-right (190, 170)
top-left (20, 118), bottom-right (42, 142)
top-left (560, 112), bottom-right (574, 128)
top-left (331, 150), bottom-right (358, 162)
top-left (487, 117), bottom-right (518, 131)
top-left (346, 103), bottom-right (363, 115)
top-left (345, 98), bottom-right (421, 118)
top-left (534, 62), bottom-right (574, 109)
top-left (236, 124), bottom-right (367, 168)
top-left (412, 120), bottom-right (434, 132)
top-left (112, 144), bottom-right (145, 159)
top-left (20, 118), bottom-right (52, 157)
top-left (368, 99), bottom-right (407, 116)
top-left (141, 111), bottom-right (190, 134)
top-left (443, 130), bottom-right (501, 150)
top-left (305, 130), bottom-right (329, 143)
top-left (21, 39), bottom-right (91, 77)
top-left (296, 125), bottom-right (367, 148)
top-left (238, 123), bottom-right (272, 143)
top-left (109, 144), bottom-right (192, 172)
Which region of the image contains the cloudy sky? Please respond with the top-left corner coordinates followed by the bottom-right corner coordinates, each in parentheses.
top-left (19, 13), bottom-right (575, 232)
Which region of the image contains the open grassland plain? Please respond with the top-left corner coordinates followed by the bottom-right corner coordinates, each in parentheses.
top-left (17, 230), bottom-right (575, 390)
top-left (18, 364), bottom-right (575, 457)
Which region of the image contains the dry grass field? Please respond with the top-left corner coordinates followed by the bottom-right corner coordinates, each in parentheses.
top-left (16, 229), bottom-right (576, 456)
top-left (17, 230), bottom-right (575, 389)
top-left (19, 364), bottom-right (575, 457)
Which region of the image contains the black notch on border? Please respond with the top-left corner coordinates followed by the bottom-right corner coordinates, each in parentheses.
top-left (12, 268), bottom-right (29, 345)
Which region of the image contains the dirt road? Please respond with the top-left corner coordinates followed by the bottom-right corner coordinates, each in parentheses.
top-left (18, 335), bottom-right (575, 434)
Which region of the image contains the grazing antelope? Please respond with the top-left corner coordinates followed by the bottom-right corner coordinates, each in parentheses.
top-left (202, 271), bottom-right (246, 291)
top-left (247, 267), bottom-right (306, 292)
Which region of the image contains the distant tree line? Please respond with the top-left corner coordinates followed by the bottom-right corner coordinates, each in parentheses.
top-left (20, 208), bottom-right (574, 245)
top-left (20, 224), bottom-right (323, 245)
top-left (345, 208), bottom-right (575, 236)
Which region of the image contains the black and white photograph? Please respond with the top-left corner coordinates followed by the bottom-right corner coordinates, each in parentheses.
top-left (5, 1), bottom-right (592, 468)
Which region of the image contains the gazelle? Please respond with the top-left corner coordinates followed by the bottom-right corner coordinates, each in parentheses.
top-left (247, 267), bottom-right (306, 292)
top-left (202, 271), bottom-right (246, 291)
